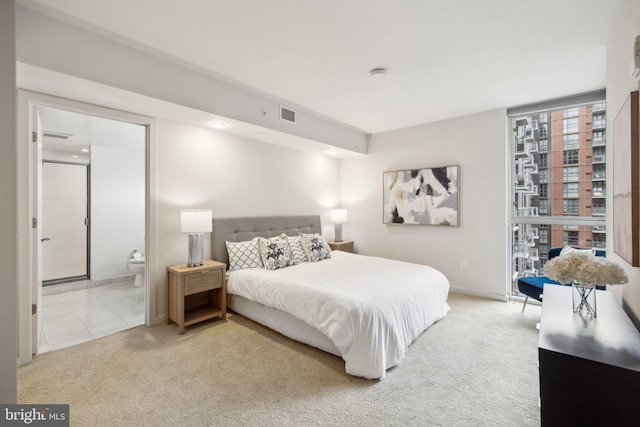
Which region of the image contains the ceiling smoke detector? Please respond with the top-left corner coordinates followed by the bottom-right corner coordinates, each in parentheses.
top-left (370, 68), bottom-right (386, 80)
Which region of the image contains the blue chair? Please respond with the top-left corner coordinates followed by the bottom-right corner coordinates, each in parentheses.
top-left (518, 247), bottom-right (606, 312)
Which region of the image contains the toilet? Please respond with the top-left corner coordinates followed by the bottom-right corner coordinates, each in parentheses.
top-left (128, 249), bottom-right (145, 287)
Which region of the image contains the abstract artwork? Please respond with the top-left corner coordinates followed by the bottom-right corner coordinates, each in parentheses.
top-left (613, 91), bottom-right (639, 267)
top-left (383, 166), bottom-right (459, 226)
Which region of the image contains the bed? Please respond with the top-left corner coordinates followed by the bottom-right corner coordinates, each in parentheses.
top-left (212, 215), bottom-right (450, 379)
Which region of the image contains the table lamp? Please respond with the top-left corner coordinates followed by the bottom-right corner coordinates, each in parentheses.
top-left (329, 209), bottom-right (348, 242)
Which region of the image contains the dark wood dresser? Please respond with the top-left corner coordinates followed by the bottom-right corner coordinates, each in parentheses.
top-left (538, 285), bottom-right (640, 426)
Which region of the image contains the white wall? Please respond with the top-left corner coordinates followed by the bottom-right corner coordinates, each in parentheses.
top-left (154, 120), bottom-right (341, 316)
top-left (0, 0), bottom-right (17, 403)
top-left (606, 0), bottom-right (640, 325)
top-left (91, 145), bottom-right (145, 281)
top-left (341, 109), bottom-right (508, 300)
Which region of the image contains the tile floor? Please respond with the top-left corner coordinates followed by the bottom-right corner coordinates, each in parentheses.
top-left (38, 279), bottom-right (145, 353)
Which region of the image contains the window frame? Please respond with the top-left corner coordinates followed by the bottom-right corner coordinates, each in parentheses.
top-left (508, 90), bottom-right (606, 300)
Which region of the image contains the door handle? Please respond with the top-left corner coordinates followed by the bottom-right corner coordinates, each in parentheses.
top-left (41, 237), bottom-right (51, 242)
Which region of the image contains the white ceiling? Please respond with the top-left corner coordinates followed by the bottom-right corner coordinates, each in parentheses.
top-left (18, 0), bottom-right (621, 135)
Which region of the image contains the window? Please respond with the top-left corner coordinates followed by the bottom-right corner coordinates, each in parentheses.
top-left (564, 230), bottom-right (579, 245)
top-left (592, 182), bottom-right (605, 197)
top-left (563, 117), bottom-right (579, 133)
top-left (539, 199), bottom-right (549, 215)
top-left (593, 198), bottom-right (606, 216)
top-left (593, 146), bottom-right (605, 163)
top-left (563, 107), bottom-right (579, 118)
top-left (539, 139), bottom-right (548, 152)
top-left (539, 168), bottom-right (548, 183)
top-left (563, 134), bottom-right (579, 149)
top-left (563, 166), bottom-right (579, 181)
top-left (510, 95), bottom-right (606, 299)
top-left (539, 153), bottom-right (548, 169)
top-left (539, 123), bottom-right (548, 139)
top-left (563, 150), bottom-right (579, 165)
top-left (593, 232), bottom-right (606, 248)
top-left (593, 164), bottom-right (605, 180)
top-left (593, 113), bottom-right (606, 128)
top-left (563, 199), bottom-right (579, 214)
top-left (593, 130), bottom-right (605, 145)
top-left (539, 183), bottom-right (548, 198)
top-left (563, 183), bottom-right (579, 198)
top-left (539, 227), bottom-right (549, 244)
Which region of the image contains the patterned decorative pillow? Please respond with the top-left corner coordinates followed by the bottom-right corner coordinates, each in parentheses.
top-left (300, 233), bottom-right (332, 262)
top-left (226, 238), bottom-right (263, 271)
top-left (287, 235), bottom-right (307, 264)
top-left (258, 234), bottom-right (292, 270)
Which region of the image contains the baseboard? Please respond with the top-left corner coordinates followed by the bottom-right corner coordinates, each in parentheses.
top-left (449, 286), bottom-right (509, 302)
top-left (151, 315), bottom-right (167, 326)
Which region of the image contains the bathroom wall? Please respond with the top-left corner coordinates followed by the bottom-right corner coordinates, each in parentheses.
top-left (91, 141), bottom-right (145, 281)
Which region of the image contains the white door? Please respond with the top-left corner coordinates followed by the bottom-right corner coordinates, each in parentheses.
top-left (41, 161), bottom-right (89, 282)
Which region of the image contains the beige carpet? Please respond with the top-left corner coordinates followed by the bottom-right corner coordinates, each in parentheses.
top-left (18, 293), bottom-right (541, 426)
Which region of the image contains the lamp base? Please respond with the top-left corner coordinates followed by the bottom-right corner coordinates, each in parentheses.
top-left (334, 223), bottom-right (343, 242)
top-left (187, 233), bottom-right (205, 267)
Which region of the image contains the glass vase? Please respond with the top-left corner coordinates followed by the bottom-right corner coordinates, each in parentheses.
top-left (572, 282), bottom-right (597, 318)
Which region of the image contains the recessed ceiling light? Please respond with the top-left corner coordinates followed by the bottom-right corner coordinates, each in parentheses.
top-left (71, 155), bottom-right (79, 158)
top-left (328, 149), bottom-right (339, 156)
top-left (210, 121), bottom-right (227, 129)
top-left (81, 148), bottom-right (90, 152)
top-left (370, 68), bottom-right (386, 80)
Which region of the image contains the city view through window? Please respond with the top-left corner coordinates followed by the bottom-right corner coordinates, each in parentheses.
top-left (511, 100), bottom-right (606, 297)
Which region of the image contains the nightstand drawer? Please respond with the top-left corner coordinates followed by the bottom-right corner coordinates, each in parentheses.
top-left (328, 240), bottom-right (354, 253)
top-left (184, 269), bottom-right (222, 295)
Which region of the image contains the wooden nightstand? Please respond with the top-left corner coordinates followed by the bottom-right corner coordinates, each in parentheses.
top-left (166, 260), bottom-right (226, 334)
top-left (328, 240), bottom-right (354, 253)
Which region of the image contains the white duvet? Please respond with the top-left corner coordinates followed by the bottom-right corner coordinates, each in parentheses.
top-left (227, 250), bottom-right (451, 379)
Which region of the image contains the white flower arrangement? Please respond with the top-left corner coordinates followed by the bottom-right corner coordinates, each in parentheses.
top-left (543, 251), bottom-right (628, 287)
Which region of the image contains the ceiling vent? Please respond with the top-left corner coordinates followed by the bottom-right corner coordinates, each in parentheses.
top-left (280, 106), bottom-right (296, 123)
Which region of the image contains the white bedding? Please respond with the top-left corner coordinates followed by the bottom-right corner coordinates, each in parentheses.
top-left (227, 250), bottom-right (451, 379)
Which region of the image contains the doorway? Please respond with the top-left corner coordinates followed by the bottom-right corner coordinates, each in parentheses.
top-left (36, 105), bottom-right (147, 353)
top-left (18, 90), bottom-right (159, 366)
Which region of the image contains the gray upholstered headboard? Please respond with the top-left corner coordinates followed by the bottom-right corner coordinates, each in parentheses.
top-left (211, 215), bottom-right (322, 266)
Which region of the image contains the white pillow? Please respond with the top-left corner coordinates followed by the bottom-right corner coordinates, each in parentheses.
top-left (559, 246), bottom-right (596, 257)
top-left (258, 234), bottom-right (292, 270)
top-left (226, 238), bottom-right (263, 271)
top-left (287, 235), bottom-right (307, 264)
top-left (300, 233), bottom-right (332, 262)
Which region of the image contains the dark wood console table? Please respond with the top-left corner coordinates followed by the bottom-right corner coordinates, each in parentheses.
top-left (538, 285), bottom-right (640, 426)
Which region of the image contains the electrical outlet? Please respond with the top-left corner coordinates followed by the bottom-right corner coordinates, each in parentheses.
top-left (460, 259), bottom-right (468, 269)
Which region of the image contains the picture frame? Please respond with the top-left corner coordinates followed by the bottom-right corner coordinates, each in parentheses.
top-left (383, 166), bottom-right (459, 226)
top-left (612, 90), bottom-right (639, 266)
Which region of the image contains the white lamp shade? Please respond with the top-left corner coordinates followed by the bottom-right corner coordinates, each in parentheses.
top-left (180, 209), bottom-right (212, 233)
top-left (330, 209), bottom-right (348, 224)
